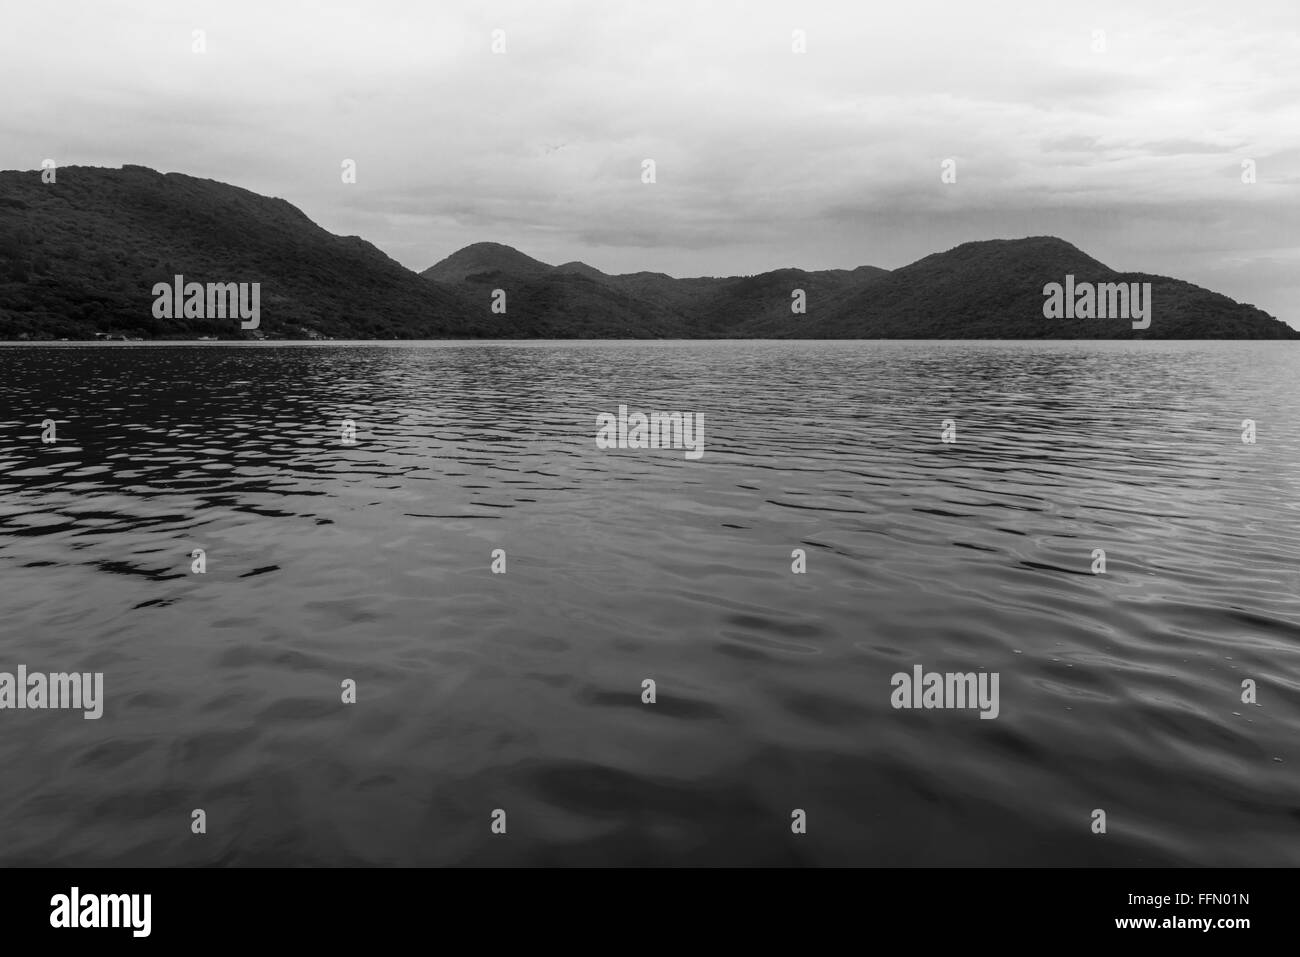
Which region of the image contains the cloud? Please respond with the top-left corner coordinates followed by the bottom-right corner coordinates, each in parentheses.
top-left (0, 0), bottom-right (1295, 324)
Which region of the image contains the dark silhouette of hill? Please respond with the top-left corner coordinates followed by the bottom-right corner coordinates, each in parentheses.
top-left (421, 242), bottom-right (553, 284)
top-left (810, 237), bottom-right (1295, 339)
top-left (553, 260), bottom-right (610, 281)
top-left (422, 238), bottom-right (1293, 338)
top-left (442, 268), bottom-right (690, 337)
top-left (421, 245), bottom-right (895, 335)
top-left (691, 265), bottom-right (891, 335)
top-left (1, 165), bottom-right (1293, 339)
top-left (0, 165), bottom-right (480, 339)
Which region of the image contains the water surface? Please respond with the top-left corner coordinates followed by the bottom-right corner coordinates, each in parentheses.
top-left (1, 340), bottom-right (1297, 866)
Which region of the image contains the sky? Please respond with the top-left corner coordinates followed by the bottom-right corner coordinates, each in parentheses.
top-left (1, 0), bottom-right (1297, 326)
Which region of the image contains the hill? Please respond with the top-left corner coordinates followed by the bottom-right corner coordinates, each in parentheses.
top-left (420, 242), bottom-right (553, 284)
top-left (0, 165), bottom-right (484, 339)
top-left (422, 238), bottom-right (1293, 338)
top-left (1, 166), bottom-right (1293, 339)
top-left (419, 246), bottom-right (895, 335)
top-left (810, 237), bottom-right (1294, 339)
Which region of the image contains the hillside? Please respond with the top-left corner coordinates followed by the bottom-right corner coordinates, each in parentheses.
top-left (420, 245), bottom-right (895, 335)
top-left (1, 166), bottom-right (1293, 339)
top-left (421, 238), bottom-right (1293, 339)
top-left (0, 165), bottom-right (481, 340)
top-left (443, 268), bottom-right (692, 337)
top-left (420, 242), bottom-right (553, 284)
top-left (810, 238), bottom-right (1295, 339)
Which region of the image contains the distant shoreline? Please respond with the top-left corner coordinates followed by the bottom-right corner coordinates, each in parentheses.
top-left (2, 167), bottom-right (1296, 341)
top-left (5, 338), bottom-right (1300, 346)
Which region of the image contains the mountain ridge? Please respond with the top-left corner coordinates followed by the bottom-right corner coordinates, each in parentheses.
top-left (0, 165), bottom-right (1294, 340)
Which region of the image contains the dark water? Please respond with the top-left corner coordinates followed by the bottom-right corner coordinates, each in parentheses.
top-left (1, 340), bottom-right (1297, 866)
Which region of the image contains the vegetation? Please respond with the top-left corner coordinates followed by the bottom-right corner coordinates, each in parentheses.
top-left (1, 167), bottom-right (1293, 340)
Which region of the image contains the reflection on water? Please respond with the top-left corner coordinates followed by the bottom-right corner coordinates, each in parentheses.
top-left (0, 340), bottom-right (1298, 865)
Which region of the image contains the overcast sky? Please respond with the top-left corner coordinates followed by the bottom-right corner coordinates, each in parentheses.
top-left (2, 0), bottom-right (1297, 325)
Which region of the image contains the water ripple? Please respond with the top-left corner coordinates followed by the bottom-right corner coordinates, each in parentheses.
top-left (0, 340), bottom-right (1297, 865)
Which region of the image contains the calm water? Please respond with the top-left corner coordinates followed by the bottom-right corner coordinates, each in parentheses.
top-left (1, 340), bottom-right (1298, 866)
